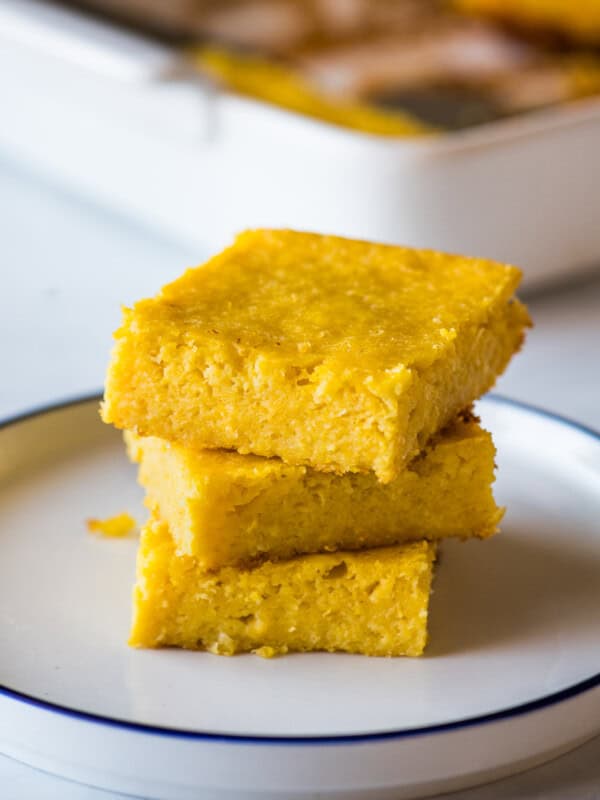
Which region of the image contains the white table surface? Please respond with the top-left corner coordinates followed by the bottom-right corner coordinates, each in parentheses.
top-left (2, 156), bottom-right (600, 800)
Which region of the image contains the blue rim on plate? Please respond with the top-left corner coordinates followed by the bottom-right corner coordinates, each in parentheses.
top-left (1, 392), bottom-right (599, 746)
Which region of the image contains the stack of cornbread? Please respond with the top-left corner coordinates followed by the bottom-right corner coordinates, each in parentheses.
top-left (102, 230), bottom-right (530, 657)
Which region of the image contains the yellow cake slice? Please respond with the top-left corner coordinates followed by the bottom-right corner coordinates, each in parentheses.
top-left (125, 413), bottom-right (502, 568)
top-left (102, 230), bottom-right (530, 483)
top-left (130, 516), bottom-right (437, 657)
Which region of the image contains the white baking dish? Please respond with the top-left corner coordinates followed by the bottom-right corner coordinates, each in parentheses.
top-left (2, 0), bottom-right (600, 288)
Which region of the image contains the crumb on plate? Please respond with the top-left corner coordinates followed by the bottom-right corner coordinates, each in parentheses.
top-left (87, 512), bottom-right (137, 538)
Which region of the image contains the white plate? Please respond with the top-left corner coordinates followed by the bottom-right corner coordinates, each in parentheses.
top-left (1, 395), bottom-right (599, 799)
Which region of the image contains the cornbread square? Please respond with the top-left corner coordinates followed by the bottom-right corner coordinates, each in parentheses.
top-left (125, 414), bottom-right (501, 568)
top-left (129, 517), bottom-right (436, 657)
top-left (102, 230), bottom-right (530, 482)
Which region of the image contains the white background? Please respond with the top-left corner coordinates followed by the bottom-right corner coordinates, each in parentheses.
top-left (1, 155), bottom-right (600, 799)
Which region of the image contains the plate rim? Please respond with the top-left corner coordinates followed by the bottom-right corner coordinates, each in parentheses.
top-left (1, 391), bottom-right (599, 746)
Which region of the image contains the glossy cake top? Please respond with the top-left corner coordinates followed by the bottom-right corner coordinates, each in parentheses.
top-left (126, 229), bottom-right (524, 371)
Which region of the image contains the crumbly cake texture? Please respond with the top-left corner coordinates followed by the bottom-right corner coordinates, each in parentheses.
top-left (129, 517), bottom-right (436, 657)
top-left (102, 230), bottom-right (530, 483)
top-left (455, 0), bottom-right (600, 43)
top-left (125, 414), bottom-right (502, 567)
